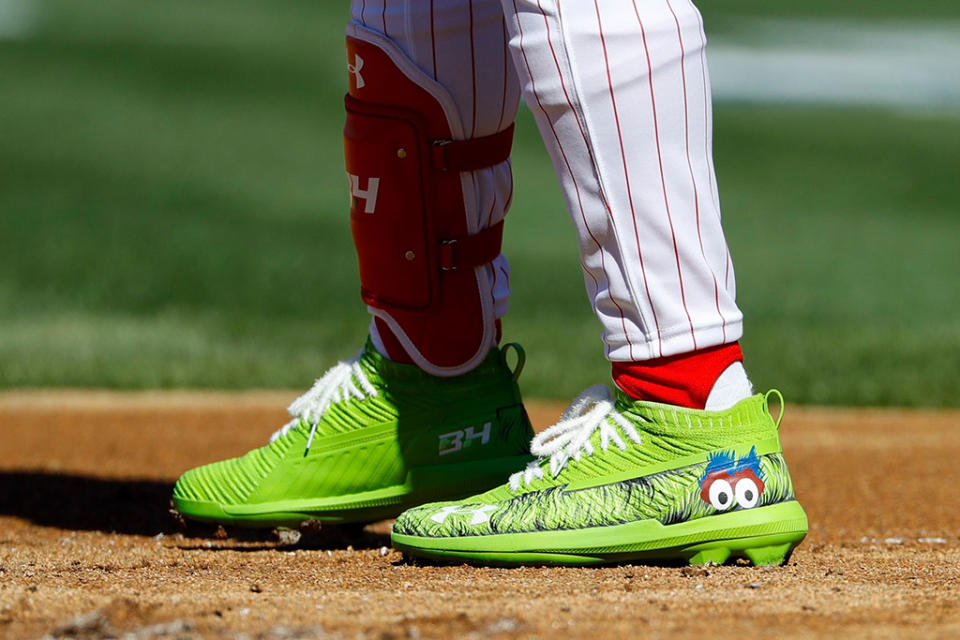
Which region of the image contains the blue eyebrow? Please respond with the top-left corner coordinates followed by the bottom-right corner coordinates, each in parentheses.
top-left (734, 446), bottom-right (765, 479)
top-left (704, 450), bottom-right (736, 476)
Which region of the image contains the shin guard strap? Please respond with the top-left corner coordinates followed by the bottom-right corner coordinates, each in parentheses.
top-left (440, 220), bottom-right (504, 271)
top-left (431, 125), bottom-right (514, 171)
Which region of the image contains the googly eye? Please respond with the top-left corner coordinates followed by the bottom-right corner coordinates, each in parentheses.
top-left (707, 478), bottom-right (734, 511)
top-left (734, 476), bottom-right (761, 509)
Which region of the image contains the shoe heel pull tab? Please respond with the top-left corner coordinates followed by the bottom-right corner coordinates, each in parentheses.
top-left (765, 389), bottom-right (785, 429)
top-left (500, 343), bottom-right (526, 382)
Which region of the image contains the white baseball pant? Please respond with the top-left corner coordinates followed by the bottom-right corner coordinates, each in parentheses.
top-left (353, 0), bottom-right (742, 366)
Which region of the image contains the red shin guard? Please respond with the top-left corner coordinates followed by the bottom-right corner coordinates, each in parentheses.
top-left (343, 27), bottom-right (513, 375)
top-left (612, 343), bottom-right (744, 409)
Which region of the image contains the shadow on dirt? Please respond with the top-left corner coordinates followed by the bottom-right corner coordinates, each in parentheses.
top-left (174, 524), bottom-right (391, 552)
top-left (0, 471), bottom-right (177, 536)
top-left (0, 471), bottom-right (392, 549)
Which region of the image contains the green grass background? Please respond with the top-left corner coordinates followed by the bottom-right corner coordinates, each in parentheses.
top-left (1, 1), bottom-right (958, 405)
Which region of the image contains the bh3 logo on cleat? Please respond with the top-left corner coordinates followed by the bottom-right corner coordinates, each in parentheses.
top-left (430, 504), bottom-right (496, 526)
top-left (699, 447), bottom-right (766, 511)
top-left (438, 422), bottom-right (491, 456)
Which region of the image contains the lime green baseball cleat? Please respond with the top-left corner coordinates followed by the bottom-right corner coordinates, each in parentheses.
top-left (391, 387), bottom-right (807, 566)
top-left (172, 342), bottom-right (534, 528)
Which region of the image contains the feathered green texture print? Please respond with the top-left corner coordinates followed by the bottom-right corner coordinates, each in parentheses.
top-left (394, 453), bottom-right (796, 537)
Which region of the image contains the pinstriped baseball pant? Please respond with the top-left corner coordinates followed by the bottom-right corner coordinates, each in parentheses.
top-left (354, 0), bottom-right (742, 364)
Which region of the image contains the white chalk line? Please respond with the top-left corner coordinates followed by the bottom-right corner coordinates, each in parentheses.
top-left (708, 19), bottom-right (960, 110)
top-left (2, 10), bottom-right (958, 112)
top-left (0, 0), bottom-right (39, 40)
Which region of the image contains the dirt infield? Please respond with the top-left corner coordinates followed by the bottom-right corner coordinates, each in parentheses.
top-left (1, 391), bottom-right (959, 639)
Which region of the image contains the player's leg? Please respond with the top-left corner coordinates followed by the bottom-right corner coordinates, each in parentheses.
top-left (502, 0), bottom-right (744, 390)
top-left (349, 1), bottom-right (520, 375)
top-left (392, 0), bottom-right (807, 565)
top-left (171, 0), bottom-right (534, 529)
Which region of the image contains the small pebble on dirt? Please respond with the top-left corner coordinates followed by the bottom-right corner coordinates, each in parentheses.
top-left (488, 618), bottom-right (518, 633)
top-left (275, 529), bottom-right (302, 546)
top-left (52, 611), bottom-right (109, 637)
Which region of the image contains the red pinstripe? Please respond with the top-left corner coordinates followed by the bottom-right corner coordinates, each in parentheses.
top-left (530, 0), bottom-right (634, 357)
top-left (542, 2), bottom-right (597, 167)
top-left (497, 18), bottom-right (509, 131)
top-left (513, 0), bottom-right (609, 351)
top-left (630, 0), bottom-right (697, 349)
top-left (429, 0), bottom-right (438, 80)
top-left (686, 0), bottom-right (733, 292)
top-left (688, 1), bottom-right (721, 218)
top-left (593, 0), bottom-right (663, 356)
top-left (468, 0), bottom-right (478, 137)
top-left (490, 213), bottom-right (499, 310)
top-left (665, 0), bottom-right (728, 342)
top-left (550, 0), bottom-right (623, 342)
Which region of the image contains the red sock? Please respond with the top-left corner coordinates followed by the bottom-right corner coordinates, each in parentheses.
top-left (612, 343), bottom-right (744, 409)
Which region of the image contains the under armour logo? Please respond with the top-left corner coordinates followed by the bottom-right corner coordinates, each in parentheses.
top-left (430, 504), bottom-right (496, 526)
top-left (348, 54), bottom-right (365, 89)
top-left (348, 174), bottom-right (380, 213)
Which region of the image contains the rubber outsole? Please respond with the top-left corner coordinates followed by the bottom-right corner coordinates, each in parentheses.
top-left (171, 453), bottom-right (534, 529)
top-left (391, 501), bottom-right (808, 567)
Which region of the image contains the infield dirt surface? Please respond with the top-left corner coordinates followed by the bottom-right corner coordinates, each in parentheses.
top-left (1, 392), bottom-right (958, 639)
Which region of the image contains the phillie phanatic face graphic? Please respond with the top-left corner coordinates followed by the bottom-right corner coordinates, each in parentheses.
top-left (699, 447), bottom-right (766, 511)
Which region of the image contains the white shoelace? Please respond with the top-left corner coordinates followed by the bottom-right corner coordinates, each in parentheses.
top-left (269, 355), bottom-right (378, 453)
top-left (508, 385), bottom-right (643, 491)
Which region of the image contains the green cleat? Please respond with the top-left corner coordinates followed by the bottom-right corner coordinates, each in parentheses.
top-left (172, 342), bottom-right (534, 528)
top-left (391, 387), bottom-right (807, 566)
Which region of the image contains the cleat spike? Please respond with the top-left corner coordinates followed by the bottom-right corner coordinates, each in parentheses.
top-left (688, 546), bottom-right (731, 566)
top-left (744, 542), bottom-right (795, 566)
top-left (169, 506), bottom-right (188, 532)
